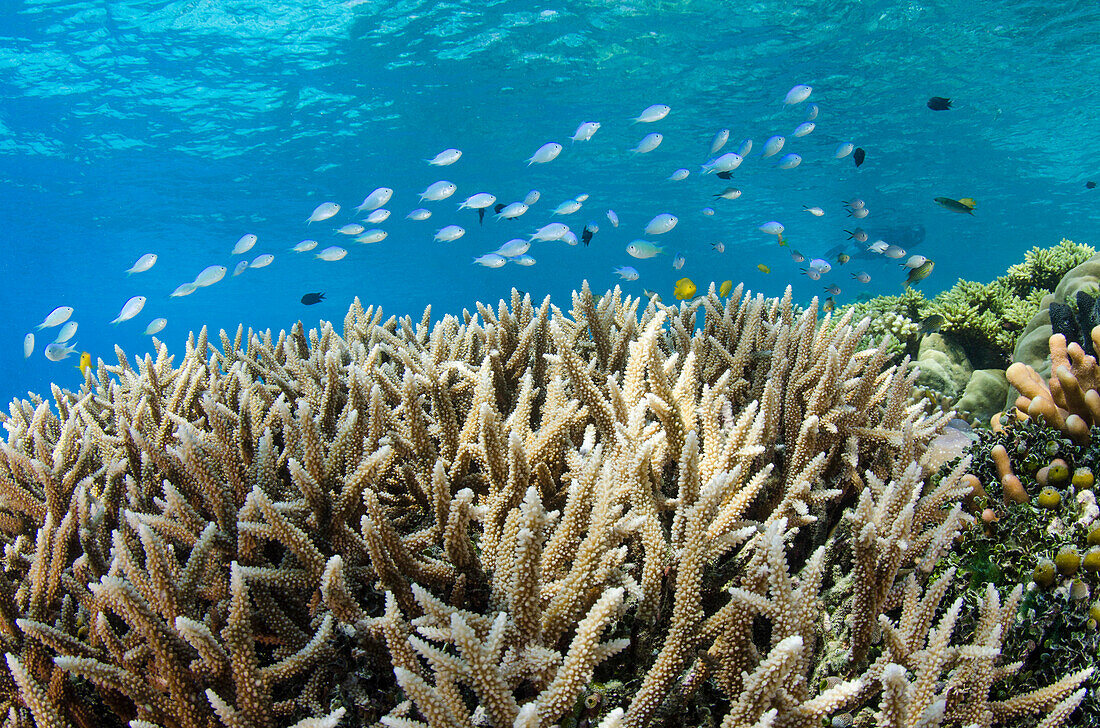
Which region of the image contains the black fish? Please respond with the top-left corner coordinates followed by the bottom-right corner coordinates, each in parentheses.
top-left (582, 225), bottom-right (594, 246)
top-left (853, 147), bottom-right (865, 167)
top-left (1088, 181), bottom-right (1097, 189)
top-left (478, 208), bottom-right (486, 225)
top-left (716, 170), bottom-right (733, 180)
top-left (494, 203), bottom-right (506, 213)
top-left (300, 292), bottom-right (325, 305)
top-left (927, 96), bottom-right (952, 111)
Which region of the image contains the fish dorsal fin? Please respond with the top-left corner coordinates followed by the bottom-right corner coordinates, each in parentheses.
top-left (958, 198), bottom-right (976, 208)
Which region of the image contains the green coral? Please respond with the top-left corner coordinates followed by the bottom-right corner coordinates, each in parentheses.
top-left (1005, 238), bottom-right (1097, 292)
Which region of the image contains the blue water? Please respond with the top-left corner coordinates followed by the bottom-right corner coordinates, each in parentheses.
top-left (2, 0), bottom-right (1099, 404)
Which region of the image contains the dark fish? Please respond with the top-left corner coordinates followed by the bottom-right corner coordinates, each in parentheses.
top-left (478, 208), bottom-right (486, 225)
top-left (853, 147), bottom-right (865, 167)
top-left (919, 314), bottom-right (944, 333)
top-left (927, 96), bottom-right (952, 111)
top-left (1088, 181), bottom-right (1097, 189)
top-left (934, 197), bottom-right (975, 214)
top-left (905, 260), bottom-right (935, 287)
top-left (494, 203), bottom-right (506, 213)
top-left (582, 225), bottom-right (594, 246)
top-left (716, 170), bottom-right (733, 180)
top-left (300, 292), bottom-right (325, 305)
top-left (823, 296), bottom-right (835, 313)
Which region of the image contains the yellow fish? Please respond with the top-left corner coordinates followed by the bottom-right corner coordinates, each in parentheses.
top-left (673, 277), bottom-right (697, 300)
top-left (757, 264), bottom-right (771, 274)
top-left (75, 352), bottom-right (91, 375)
top-left (777, 234), bottom-right (788, 247)
top-left (957, 198), bottom-right (976, 209)
top-left (719, 280), bottom-right (733, 297)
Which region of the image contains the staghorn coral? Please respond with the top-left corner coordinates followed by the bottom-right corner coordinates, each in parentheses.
top-left (0, 283), bottom-right (1090, 728)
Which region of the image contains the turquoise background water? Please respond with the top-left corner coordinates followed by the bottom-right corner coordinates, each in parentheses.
top-left (2, 0), bottom-right (1098, 405)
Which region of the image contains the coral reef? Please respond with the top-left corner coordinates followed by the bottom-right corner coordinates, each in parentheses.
top-left (0, 284), bottom-right (1090, 728)
top-left (1007, 331), bottom-right (1100, 444)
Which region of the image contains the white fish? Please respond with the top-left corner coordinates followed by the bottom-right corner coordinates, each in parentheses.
top-left (110, 296), bottom-right (146, 324)
top-left (316, 246), bottom-right (347, 261)
top-left (420, 181), bottom-right (457, 201)
top-left (194, 265), bottom-right (227, 287)
top-left (776, 153), bottom-right (802, 169)
top-left (232, 234), bottom-right (258, 255)
top-left (170, 282), bottom-right (198, 297)
top-left (44, 342), bottom-right (78, 362)
top-left (54, 320), bottom-right (78, 343)
top-left (644, 213), bottom-right (677, 235)
top-left (904, 255), bottom-right (928, 269)
top-left (337, 224), bottom-right (365, 235)
top-left (472, 253), bottom-right (507, 268)
top-left (406, 208), bottom-right (432, 221)
top-left (614, 266), bottom-right (639, 281)
top-left (701, 207), bottom-right (715, 216)
top-left (23, 333), bottom-right (33, 359)
top-left (606, 210), bottom-right (619, 227)
top-left (758, 221), bottom-right (785, 236)
top-left (737, 139), bottom-right (753, 156)
top-left (852, 271), bottom-right (871, 283)
top-left (710, 129), bottom-right (730, 155)
top-left (232, 260), bottom-right (249, 276)
top-left (562, 231), bottom-right (579, 246)
top-left (672, 253), bottom-right (685, 270)
top-left (530, 223), bottom-right (570, 241)
top-left (574, 193), bottom-right (590, 202)
top-left (631, 132), bottom-right (663, 154)
top-left (792, 121), bottom-right (815, 137)
top-left (806, 104), bottom-right (819, 120)
top-left (626, 240), bottom-right (664, 258)
top-left (251, 254), bottom-right (274, 268)
top-left (714, 187), bottom-right (742, 200)
top-left (126, 253), bottom-right (157, 275)
top-left (427, 148), bottom-right (462, 166)
top-left (524, 190), bottom-right (541, 206)
top-left (761, 136), bottom-right (785, 158)
top-left (850, 208), bottom-right (869, 219)
top-left (356, 187), bottom-right (394, 211)
top-left (703, 152), bottom-right (742, 174)
top-left (790, 250), bottom-right (805, 263)
top-left (668, 168), bottom-right (690, 181)
top-left (364, 209), bottom-right (391, 224)
top-left (633, 104), bottom-right (670, 123)
top-left (553, 199), bottom-right (582, 216)
top-left (527, 142), bottom-right (562, 165)
top-left (292, 240), bottom-right (318, 252)
top-left (458, 193), bottom-right (497, 210)
top-left (512, 255), bottom-right (536, 266)
top-left (884, 245), bottom-right (906, 259)
top-left (809, 258), bottom-right (832, 273)
top-left (434, 225), bottom-right (466, 242)
top-left (867, 240), bottom-right (888, 254)
top-left (803, 206), bottom-right (825, 216)
top-left (802, 268), bottom-right (821, 281)
top-left (307, 202), bottom-right (340, 224)
top-left (784, 84), bottom-right (812, 104)
top-left (571, 122), bottom-right (601, 142)
top-left (36, 306), bottom-right (73, 330)
top-left (835, 142), bottom-right (855, 159)
top-left (496, 238), bottom-right (531, 257)
top-left (845, 198), bottom-right (866, 209)
top-left (712, 241), bottom-right (725, 252)
top-left (495, 202), bottom-right (529, 219)
top-left (355, 229), bottom-right (388, 244)
top-left (144, 318), bottom-right (167, 336)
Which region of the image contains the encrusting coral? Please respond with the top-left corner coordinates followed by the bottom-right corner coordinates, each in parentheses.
top-left (0, 283), bottom-right (1090, 728)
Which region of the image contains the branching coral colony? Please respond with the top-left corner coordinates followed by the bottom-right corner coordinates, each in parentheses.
top-left (0, 283), bottom-right (1090, 728)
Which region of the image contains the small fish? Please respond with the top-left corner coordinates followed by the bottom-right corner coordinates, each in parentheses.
top-left (170, 282), bottom-right (198, 297)
top-left (631, 132), bottom-right (663, 154)
top-left (775, 153), bottom-right (802, 169)
top-left (848, 207), bottom-right (869, 219)
top-left (703, 152), bottom-right (743, 174)
top-left (300, 292), bottom-right (325, 305)
top-left (844, 198), bottom-right (865, 209)
top-left (824, 284), bottom-right (841, 295)
top-left (530, 222), bottom-right (570, 241)
top-left (836, 253), bottom-right (850, 264)
top-left (714, 187), bottom-right (742, 200)
top-left (472, 253), bottom-right (507, 268)
top-left (806, 104), bottom-right (819, 121)
top-left (292, 240), bottom-right (318, 252)
top-left (853, 147), bottom-right (866, 167)
top-left (642, 289), bottom-right (661, 302)
top-left (232, 260), bottom-right (249, 276)
top-left (757, 264), bottom-right (771, 274)
top-left (905, 260), bottom-right (935, 286)
top-left (527, 142), bottom-right (562, 165)
top-left (420, 181), bottom-right (457, 201)
top-left (54, 320), bottom-right (77, 343)
top-left (74, 351), bottom-right (91, 374)
top-left (719, 280), bottom-right (733, 297)
top-left (356, 187), bottom-right (393, 211)
top-left (626, 240), bottom-right (664, 258)
top-left (835, 142), bottom-right (855, 159)
top-left (553, 199), bottom-right (583, 216)
top-left (633, 104), bottom-right (670, 123)
top-left (407, 208), bottom-right (432, 221)
top-left (802, 268), bottom-right (821, 280)
top-left (36, 306), bottom-right (73, 330)
top-left (737, 139), bottom-right (753, 156)
top-left (496, 202), bottom-right (529, 219)
top-left (581, 224), bottom-right (595, 246)
top-left (761, 135), bottom-right (785, 158)
top-left (790, 250), bottom-right (805, 263)
top-left (903, 254), bottom-right (928, 269)
top-left (126, 253), bottom-right (157, 275)
top-left (883, 245), bottom-right (906, 259)
top-left (497, 239), bottom-right (531, 257)
top-left (777, 234), bottom-right (787, 247)
top-left (144, 318), bottom-right (167, 335)
top-left (803, 206), bottom-right (825, 216)
top-left (784, 84), bottom-right (812, 104)
top-left (427, 148), bottom-right (462, 166)
top-left (337, 224), bottom-right (366, 235)
top-left (194, 265), bottom-right (227, 287)
top-left (700, 207), bottom-right (716, 216)
top-left (809, 258), bottom-right (832, 274)
top-left (823, 297), bottom-right (835, 313)
top-left (23, 333), bottom-right (33, 359)
top-left (571, 121), bottom-right (601, 142)
top-left (845, 228), bottom-right (869, 242)
top-left (606, 210), bottom-right (619, 227)
top-left (934, 196), bottom-right (976, 214)
top-left (672, 253), bottom-right (685, 270)
top-left (674, 277), bottom-right (697, 300)
top-left (458, 193), bottom-right (497, 210)
top-left (307, 202), bottom-right (340, 224)
top-left (927, 97), bottom-right (952, 111)
top-left (919, 314), bottom-right (945, 333)
top-left (44, 342), bottom-right (78, 362)
top-left (715, 170), bottom-right (733, 180)
top-left (758, 221), bottom-right (784, 236)
top-left (867, 240), bottom-right (888, 254)
top-left (710, 129), bottom-right (730, 155)
top-left (524, 190), bottom-right (541, 206)
top-left (712, 241), bottom-right (725, 253)
top-left (668, 168), bottom-right (690, 181)
top-left (315, 246), bottom-right (347, 261)
top-left (645, 213), bottom-right (678, 235)
top-left (250, 254), bottom-right (274, 268)
top-left (364, 209), bottom-right (391, 224)
top-left (110, 296), bottom-right (146, 324)
top-left (1088, 181), bottom-right (1097, 189)
top-left (792, 121), bottom-right (815, 137)
top-left (851, 271), bottom-right (871, 283)
top-left (574, 193), bottom-right (590, 202)
top-left (561, 231), bottom-right (579, 246)
top-left (512, 255), bottom-right (536, 266)
top-left (434, 225), bottom-right (465, 242)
